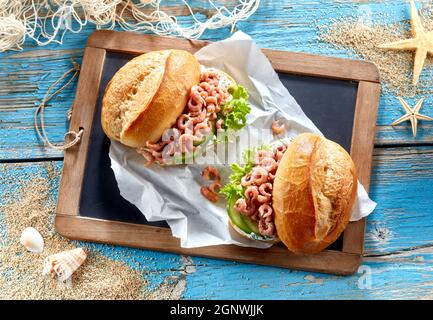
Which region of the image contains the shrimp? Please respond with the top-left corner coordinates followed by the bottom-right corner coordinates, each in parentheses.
top-left (272, 119), bottom-right (285, 135)
top-left (255, 150), bottom-right (275, 164)
top-left (161, 142), bottom-right (177, 161)
top-left (208, 181), bottom-right (221, 193)
top-left (259, 183), bottom-right (272, 197)
top-left (206, 103), bottom-right (216, 114)
top-left (200, 166), bottom-right (221, 203)
top-left (234, 198), bottom-right (247, 213)
top-left (274, 144), bottom-right (287, 153)
top-left (217, 88), bottom-right (228, 104)
top-left (188, 111), bottom-right (206, 124)
top-left (274, 144), bottom-right (287, 161)
top-left (138, 69), bottom-right (229, 166)
top-left (214, 103), bottom-right (221, 114)
top-left (152, 150), bottom-right (164, 165)
top-left (241, 173), bottom-right (254, 187)
top-left (244, 185), bottom-right (259, 202)
top-left (205, 96), bottom-right (218, 106)
top-left (257, 195), bottom-right (269, 203)
top-left (188, 99), bottom-right (203, 113)
top-left (177, 114), bottom-right (191, 131)
top-left (151, 150), bottom-right (163, 159)
top-left (216, 119), bottom-right (224, 133)
top-left (234, 199), bottom-right (257, 217)
top-left (259, 157), bottom-right (278, 172)
top-left (208, 112), bottom-right (217, 121)
top-left (257, 183), bottom-right (272, 203)
top-left (200, 81), bottom-right (211, 92)
top-left (199, 90), bottom-right (209, 100)
top-left (268, 171), bottom-right (276, 181)
top-left (204, 84), bottom-right (216, 94)
top-left (201, 166), bottom-right (221, 182)
top-left (188, 87), bottom-right (204, 112)
top-left (251, 166), bottom-right (268, 185)
top-left (136, 149), bottom-right (154, 167)
top-left (178, 134), bottom-right (194, 153)
top-left (162, 127), bottom-right (181, 143)
top-left (194, 121), bottom-right (211, 140)
top-left (200, 186), bottom-right (219, 203)
top-left (201, 71), bottom-right (219, 83)
top-left (211, 79), bottom-right (220, 87)
top-left (145, 140), bottom-right (165, 152)
top-left (259, 219), bottom-right (276, 236)
top-left (258, 204), bottom-right (273, 221)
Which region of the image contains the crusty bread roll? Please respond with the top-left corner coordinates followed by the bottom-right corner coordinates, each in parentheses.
top-left (273, 133), bottom-right (357, 254)
top-left (101, 50), bottom-right (200, 147)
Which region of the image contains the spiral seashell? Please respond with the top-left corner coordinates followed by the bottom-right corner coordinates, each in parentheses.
top-left (42, 248), bottom-right (87, 282)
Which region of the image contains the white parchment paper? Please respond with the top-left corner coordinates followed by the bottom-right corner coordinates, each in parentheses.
top-left (109, 31), bottom-right (377, 249)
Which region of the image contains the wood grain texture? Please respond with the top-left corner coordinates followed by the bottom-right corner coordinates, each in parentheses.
top-left (2, 151), bottom-right (433, 299)
top-left (343, 81), bottom-right (380, 255)
top-left (57, 47), bottom-right (105, 216)
top-left (1, 1), bottom-right (433, 160)
top-left (87, 30), bottom-right (380, 83)
top-left (55, 214), bottom-right (361, 275)
top-left (1, 0), bottom-right (433, 299)
top-left (366, 146), bottom-right (433, 256)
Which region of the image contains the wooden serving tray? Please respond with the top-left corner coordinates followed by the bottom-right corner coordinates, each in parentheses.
top-left (55, 30), bottom-right (380, 275)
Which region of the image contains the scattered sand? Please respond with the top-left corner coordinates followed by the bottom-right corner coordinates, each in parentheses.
top-left (319, 6), bottom-right (433, 97)
top-left (0, 162), bottom-right (184, 300)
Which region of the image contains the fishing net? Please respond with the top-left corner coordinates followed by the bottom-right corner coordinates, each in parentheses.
top-left (0, 0), bottom-right (260, 52)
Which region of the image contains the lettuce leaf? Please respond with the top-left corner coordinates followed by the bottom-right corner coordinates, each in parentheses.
top-left (220, 146), bottom-right (266, 202)
top-left (220, 84), bottom-right (251, 131)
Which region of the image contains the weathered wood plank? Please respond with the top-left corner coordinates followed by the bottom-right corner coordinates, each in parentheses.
top-left (366, 146), bottom-right (433, 255)
top-left (182, 247), bottom-right (433, 299)
top-left (1, 0), bottom-right (433, 299)
top-left (1, 1), bottom-right (433, 160)
top-left (2, 143), bottom-right (433, 298)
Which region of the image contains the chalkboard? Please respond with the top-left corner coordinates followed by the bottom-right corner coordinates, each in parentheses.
top-left (79, 52), bottom-right (358, 229)
top-left (56, 31), bottom-right (379, 275)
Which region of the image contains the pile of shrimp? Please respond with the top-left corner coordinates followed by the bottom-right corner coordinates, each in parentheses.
top-left (233, 144), bottom-right (288, 237)
top-left (137, 70), bottom-right (229, 165)
top-left (200, 166), bottom-right (222, 203)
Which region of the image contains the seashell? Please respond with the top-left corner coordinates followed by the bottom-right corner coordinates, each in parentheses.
top-left (20, 227), bottom-right (44, 253)
top-left (42, 248), bottom-right (87, 282)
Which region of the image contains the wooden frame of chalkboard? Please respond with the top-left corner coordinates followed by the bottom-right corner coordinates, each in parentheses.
top-left (55, 30), bottom-right (380, 275)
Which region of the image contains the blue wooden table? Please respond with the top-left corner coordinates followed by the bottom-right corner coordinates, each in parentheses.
top-left (1, 1), bottom-right (433, 299)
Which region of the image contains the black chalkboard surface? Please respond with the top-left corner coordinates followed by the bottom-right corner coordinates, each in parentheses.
top-left (79, 52), bottom-right (357, 228)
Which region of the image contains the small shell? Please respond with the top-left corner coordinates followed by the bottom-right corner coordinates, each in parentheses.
top-left (42, 248), bottom-right (87, 282)
top-left (20, 227), bottom-right (44, 253)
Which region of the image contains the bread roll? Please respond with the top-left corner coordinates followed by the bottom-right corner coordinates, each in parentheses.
top-left (101, 50), bottom-right (200, 147)
top-left (273, 133), bottom-right (357, 254)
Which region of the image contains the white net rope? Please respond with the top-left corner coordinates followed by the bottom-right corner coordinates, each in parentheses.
top-left (0, 0), bottom-right (260, 52)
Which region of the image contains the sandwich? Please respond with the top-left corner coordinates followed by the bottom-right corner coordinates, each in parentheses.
top-left (221, 133), bottom-right (357, 254)
top-left (101, 49), bottom-right (251, 165)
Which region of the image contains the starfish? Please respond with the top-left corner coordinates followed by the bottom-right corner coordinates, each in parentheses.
top-left (391, 97), bottom-right (433, 137)
top-left (378, 0), bottom-right (433, 85)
